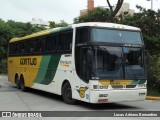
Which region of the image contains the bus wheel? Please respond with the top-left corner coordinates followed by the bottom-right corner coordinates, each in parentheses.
top-left (15, 76), bottom-right (21, 89)
top-left (20, 76), bottom-right (27, 92)
top-left (62, 82), bottom-right (76, 104)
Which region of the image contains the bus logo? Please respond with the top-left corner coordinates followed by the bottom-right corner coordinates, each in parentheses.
top-left (20, 58), bottom-right (37, 65)
top-left (77, 87), bottom-right (88, 98)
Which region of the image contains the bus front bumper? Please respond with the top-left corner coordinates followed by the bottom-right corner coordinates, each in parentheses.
top-left (89, 89), bottom-right (147, 103)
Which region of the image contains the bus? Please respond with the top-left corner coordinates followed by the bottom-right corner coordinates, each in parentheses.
top-left (8, 22), bottom-right (147, 104)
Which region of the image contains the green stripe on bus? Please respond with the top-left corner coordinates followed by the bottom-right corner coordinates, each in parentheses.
top-left (41, 55), bottom-right (61, 85)
top-left (34, 56), bottom-right (51, 84)
top-left (138, 80), bottom-right (146, 84)
top-left (130, 80), bottom-right (146, 85)
top-left (130, 80), bottom-right (139, 85)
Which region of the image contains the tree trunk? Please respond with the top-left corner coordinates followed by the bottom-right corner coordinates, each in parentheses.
top-left (106, 0), bottom-right (124, 18)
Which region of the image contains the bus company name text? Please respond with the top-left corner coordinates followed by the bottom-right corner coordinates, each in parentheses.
top-left (20, 58), bottom-right (37, 65)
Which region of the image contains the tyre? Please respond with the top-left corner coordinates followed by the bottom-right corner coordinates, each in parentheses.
top-left (20, 76), bottom-right (27, 92)
top-left (62, 82), bottom-right (76, 104)
top-left (15, 76), bottom-right (21, 89)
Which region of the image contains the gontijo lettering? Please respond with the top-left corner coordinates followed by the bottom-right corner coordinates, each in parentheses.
top-left (20, 58), bottom-right (37, 65)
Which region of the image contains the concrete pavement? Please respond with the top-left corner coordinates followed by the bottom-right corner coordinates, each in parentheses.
top-left (0, 75), bottom-right (160, 120)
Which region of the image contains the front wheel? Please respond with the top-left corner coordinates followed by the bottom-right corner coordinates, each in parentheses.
top-left (62, 82), bottom-right (76, 104)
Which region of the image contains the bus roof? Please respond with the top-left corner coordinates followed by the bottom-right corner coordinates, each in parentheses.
top-left (72, 22), bottom-right (140, 31)
top-left (9, 26), bottom-right (72, 43)
top-left (9, 22), bottom-right (140, 43)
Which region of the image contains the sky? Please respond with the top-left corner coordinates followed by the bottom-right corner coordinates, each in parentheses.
top-left (0, 0), bottom-right (160, 24)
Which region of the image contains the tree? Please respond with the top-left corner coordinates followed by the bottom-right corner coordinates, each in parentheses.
top-left (7, 20), bottom-right (45, 37)
top-left (119, 5), bottom-right (160, 55)
top-left (119, 6), bottom-right (160, 91)
top-left (0, 19), bottom-right (13, 57)
top-left (57, 20), bottom-right (68, 27)
top-left (74, 7), bottom-right (114, 23)
top-left (49, 20), bottom-right (68, 28)
top-left (106, 0), bottom-right (124, 18)
top-left (49, 21), bottom-right (56, 28)
top-left (0, 19), bottom-right (46, 60)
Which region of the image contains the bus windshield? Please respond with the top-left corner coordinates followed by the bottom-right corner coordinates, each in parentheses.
top-left (91, 28), bottom-right (143, 45)
top-left (90, 46), bottom-right (145, 80)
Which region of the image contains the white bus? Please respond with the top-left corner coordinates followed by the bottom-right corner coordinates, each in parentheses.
top-left (8, 22), bottom-right (147, 104)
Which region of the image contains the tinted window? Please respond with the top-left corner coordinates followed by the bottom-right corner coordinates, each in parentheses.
top-left (65, 31), bottom-right (73, 52)
top-left (91, 28), bottom-right (143, 44)
top-left (76, 28), bottom-right (89, 45)
top-left (58, 33), bottom-right (66, 52)
top-left (9, 29), bottom-right (73, 56)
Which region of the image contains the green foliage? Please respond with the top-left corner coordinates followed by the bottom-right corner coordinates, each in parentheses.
top-left (147, 88), bottom-right (160, 96)
top-left (147, 55), bottom-right (160, 89)
top-left (57, 20), bottom-right (68, 27)
top-left (0, 19), bottom-right (46, 64)
top-left (0, 19), bottom-right (68, 73)
top-left (6, 20), bottom-right (46, 37)
top-left (49, 21), bottom-right (56, 28)
top-left (49, 20), bottom-right (68, 28)
top-left (0, 59), bottom-right (7, 74)
top-left (0, 19), bottom-right (13, 56)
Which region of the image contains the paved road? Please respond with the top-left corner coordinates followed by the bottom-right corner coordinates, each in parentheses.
top-left (0, 75), bottom-right (160, 120)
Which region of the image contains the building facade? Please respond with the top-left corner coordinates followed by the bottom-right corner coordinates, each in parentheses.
top-left (30, 18), bottom-right (50, 28)
top-left (80, 0), bottom-right (95, 16)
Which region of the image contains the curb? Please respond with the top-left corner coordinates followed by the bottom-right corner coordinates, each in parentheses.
top-left (146, 96), bottom-right (160, 100)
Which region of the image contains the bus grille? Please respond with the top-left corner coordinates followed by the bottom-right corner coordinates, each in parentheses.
top-left (111, 85), bottom-right (123, 89)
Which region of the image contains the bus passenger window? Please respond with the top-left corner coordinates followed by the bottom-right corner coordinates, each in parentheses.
top-left (58, 33), bottom-right (66, 52)
top-left (45, 36), bottom-right (52, 52)
top-left (53, 35), bottom-right (57, 52)
top-left (29, 40), bottom-right (35, 54)
top-left (66, 31), bottom-right (73, 52)
top-left (37, 39), bottom-right (45, 53)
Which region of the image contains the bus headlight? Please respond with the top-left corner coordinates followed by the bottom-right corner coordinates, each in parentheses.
top-left (93, 85), bottom-right (99, 89)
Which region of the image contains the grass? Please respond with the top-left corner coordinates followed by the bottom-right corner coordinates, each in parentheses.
top-left (147, 88), bottom-right (160, 97)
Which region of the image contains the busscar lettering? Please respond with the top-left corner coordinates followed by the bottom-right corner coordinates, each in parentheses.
top-left (20, 58), bottom-right (37, 65)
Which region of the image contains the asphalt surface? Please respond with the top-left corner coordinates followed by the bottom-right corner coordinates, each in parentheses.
top-left (0, 75), bottom-right (160, 120)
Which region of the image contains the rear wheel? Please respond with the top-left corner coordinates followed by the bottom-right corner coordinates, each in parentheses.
top-left (62, 82), bottom-right (76, 104)
top-left (20, 76), bottom-right (27, 92)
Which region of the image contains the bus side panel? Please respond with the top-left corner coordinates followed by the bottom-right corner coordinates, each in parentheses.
top-left (8, 56), bottom-right (42, 88)
top-left (8, 57), bottom-right (25, 83)
top-left (24, 56), bottom-right (42, 87)
top-left (8, 57), bottom-right (15, 83)
top-left (31, 55), bottom-right (61, 93)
